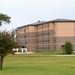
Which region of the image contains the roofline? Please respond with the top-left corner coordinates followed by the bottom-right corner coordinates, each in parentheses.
top-left (17, 22), bottom-right (48, 29)
top-left (49, 21), bottom-right (75, 23)
top-left (17, 20), bottom-right (75, 29)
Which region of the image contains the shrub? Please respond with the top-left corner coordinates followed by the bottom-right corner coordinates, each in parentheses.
top-left (64, 41), bottom-right (73, 54)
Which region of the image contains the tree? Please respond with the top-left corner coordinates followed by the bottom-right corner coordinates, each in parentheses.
top-left (0, 13), bottom-right (18, 70)
top-left (64, 41), bottom-right (73, 54)
top-left (0, 30), bottom-right (18, 70)
top-left (0, 13), bottom-right (11, 26)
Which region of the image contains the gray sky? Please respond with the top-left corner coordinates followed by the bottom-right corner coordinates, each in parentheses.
top-left (0, 0), bottom-right (75, 31)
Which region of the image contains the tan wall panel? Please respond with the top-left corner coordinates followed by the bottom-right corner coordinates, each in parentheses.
top-left (26, 27), bottom-right (29, 32)
top-left (34, 26), bottom-right (38, 32)
top-left (49, 23), bottom-right (55, 30)
top-left (55, 22), bottom-right (74, 37)
top-left (17, 27), bottom-right (25, 34)
top-left (38, 25), bottom-right (42, 31)
top-left (29, 26), bottom-right (35, 32)
top-left (43, 23), bottom-right (48, 30)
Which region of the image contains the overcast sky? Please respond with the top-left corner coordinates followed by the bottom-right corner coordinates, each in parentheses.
top-left (0, 0), bottom-right (75, 31)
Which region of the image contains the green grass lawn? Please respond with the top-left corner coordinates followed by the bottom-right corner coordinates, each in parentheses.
top-left (0, 54), bottom-right (75, 75)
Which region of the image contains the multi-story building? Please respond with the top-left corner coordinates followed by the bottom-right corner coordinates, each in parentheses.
top-left (16, 18), bottom-right (75, 52)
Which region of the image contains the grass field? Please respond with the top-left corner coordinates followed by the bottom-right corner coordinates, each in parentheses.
top-left (0, 54), bottom-right (75, 75)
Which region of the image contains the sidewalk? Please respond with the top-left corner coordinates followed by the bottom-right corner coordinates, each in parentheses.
top-left (52, 55), bottom-right (75, 56)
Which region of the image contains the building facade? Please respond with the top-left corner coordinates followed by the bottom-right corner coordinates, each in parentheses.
top-left (16, 19), bottom-right (75, 52)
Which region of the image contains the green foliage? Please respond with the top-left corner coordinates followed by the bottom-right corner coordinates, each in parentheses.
top-left (0, 31), bottom-right (17, 56)
top-left (0, 31), bottom-right (18, 70)
top-left (0, 13), bottom-right (11, 70)
top-left (0, 13), bottom-right (11, 26)
top-left (64, 41), bottom-right (73, 54)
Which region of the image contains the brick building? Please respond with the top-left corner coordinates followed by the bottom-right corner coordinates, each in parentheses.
top-left (16, 19), bottom-right (75, 52)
